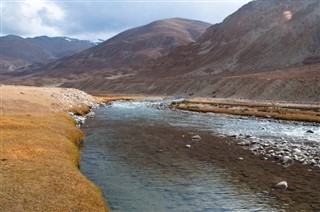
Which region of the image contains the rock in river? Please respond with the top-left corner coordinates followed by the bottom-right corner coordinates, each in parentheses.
top-left (275, 181), bottom-right (288, 190)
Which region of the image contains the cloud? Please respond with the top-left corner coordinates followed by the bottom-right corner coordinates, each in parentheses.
top-left (2, 0), bottom-right (65, 36)
top-left (1, 0), bottom-right (251, 40)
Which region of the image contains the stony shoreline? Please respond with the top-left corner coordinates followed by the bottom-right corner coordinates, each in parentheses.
top-left (233, 132), bottom-right (320, 168)
top-left (168, 99), bottom-right (320, 169)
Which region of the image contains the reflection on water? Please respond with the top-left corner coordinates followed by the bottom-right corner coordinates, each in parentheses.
top-left (81, 100), bottom-right (318, 211)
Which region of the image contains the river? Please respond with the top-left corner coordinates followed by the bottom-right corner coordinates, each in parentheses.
top-left (80, 100), bottom-right (319, 211)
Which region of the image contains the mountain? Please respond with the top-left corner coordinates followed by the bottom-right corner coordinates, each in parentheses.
top-left (0, 35), bottom-right (95, 72)
top-left (61, 0), bottom-right (319, 102)
top-left (147, 0), bottom-right (320, 77)
top-left (3, 1), bottom-right (320, 102)
top-left (21, 18), bottom-right (210, 78)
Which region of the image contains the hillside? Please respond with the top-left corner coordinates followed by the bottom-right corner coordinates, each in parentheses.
top-left (63, 0), bottom-right (320, 102)
top-left (3, 1), bottom-right (320, 102)
top-left (19, 18), bottom-right (210, 79)
top-left (146, 0), bottom-right (320, 77)
top-left (0, 35), bottom-right (95, 72)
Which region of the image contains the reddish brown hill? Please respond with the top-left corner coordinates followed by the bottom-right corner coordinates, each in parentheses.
top-left (61, 0), bottom-right (320, 102)
top-left (145, 0), bottom-right (320, 78)
top-left (26, 18), bottom-right (210, 77)
top-left (3, 1), bottom-right (320, 102)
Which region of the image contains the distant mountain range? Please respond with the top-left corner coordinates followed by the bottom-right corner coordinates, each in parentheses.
top-left (16, 18), bottom-right (210, 78)
top-left (2, 0), bottom-right (320, 102)
top-left (0, 35), bottom-right (103, 72)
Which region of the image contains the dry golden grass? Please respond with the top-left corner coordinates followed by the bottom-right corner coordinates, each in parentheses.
top-left (92, 93), bottom-right (168, 102)
top-left (173, 98), bottom-right (320, 123)
top-left (69, 104), bottom-right (91, 116)
top-left (99, 95), bottom-right (145, 102)
top-left (0, 85), bottom-right (108, 211)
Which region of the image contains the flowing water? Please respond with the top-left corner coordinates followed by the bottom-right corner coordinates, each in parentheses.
top-left (80, 100), bottom-right (319, 211)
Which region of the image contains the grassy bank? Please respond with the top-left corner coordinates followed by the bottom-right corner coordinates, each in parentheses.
top-left (172, 98), bottom-right (320, 123)
top-left (91, 93), bottom-right (169, 102)
top-left (0, 85), bottom-right (108, 211)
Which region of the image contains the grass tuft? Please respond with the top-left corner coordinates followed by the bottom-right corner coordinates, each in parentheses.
top-left (69, 104), bottom-right (91, 116)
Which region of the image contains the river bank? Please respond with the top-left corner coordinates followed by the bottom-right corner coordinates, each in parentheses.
top-left (172, 98), bottom-right (320, 123)
top-left (0, 85), bottom-right (108, 211)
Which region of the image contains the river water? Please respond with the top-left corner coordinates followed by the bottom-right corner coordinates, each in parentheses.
top-left (80, 100), bottom-right (319, 211)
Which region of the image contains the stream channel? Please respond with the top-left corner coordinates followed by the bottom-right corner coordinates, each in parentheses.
top-left (80, 100), bottom-right (319, 211)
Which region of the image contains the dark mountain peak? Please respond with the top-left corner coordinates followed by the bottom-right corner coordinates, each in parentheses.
top-left (0, 35), bottom-right (95, 72)
top-left (1, 35), bottom-right (24, 41)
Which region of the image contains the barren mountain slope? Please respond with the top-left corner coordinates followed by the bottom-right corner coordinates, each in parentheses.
top-left (24, 18), bottom-right (210, 77)
top-left (61, 0), bottom-right (320, 102)
top-left (0, 35), bottom-right (94, 72)
top-left (144, 0), bottom-right (320, 78)
top-left (3, 1), bottom-right (319, 102)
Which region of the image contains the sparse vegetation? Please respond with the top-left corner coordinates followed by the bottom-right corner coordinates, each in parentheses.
top-left (0, 85), bottom-right (107, 211)
top-left (173, 98), bottom-right (320, 123)
top-left (93, 93), bottom-right (165, 102)
top-left (69, 104), bottom-right (91, 116)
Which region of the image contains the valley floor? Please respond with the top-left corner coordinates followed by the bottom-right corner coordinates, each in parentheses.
top-left (1, 85), bottom-right (319, 211)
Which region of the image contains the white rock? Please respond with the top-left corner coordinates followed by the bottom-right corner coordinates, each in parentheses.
top-left (192, 135), bottom-right (201, 140)
top-left (275, 181), bottom-right (288, 189)
top-left (281, 156), bottom-right (293, 165)
top-left (237, 141), bottom-right (250, 146)
top-left (185, 144), bottom-right (191, 148)
top-left (292, 148), bottom-right (303, 156)
top-left (250, 144), bottom-right (261, 151)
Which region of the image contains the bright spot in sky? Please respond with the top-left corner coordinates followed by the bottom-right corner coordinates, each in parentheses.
top-left (283, 11), bottom-right (292, 21)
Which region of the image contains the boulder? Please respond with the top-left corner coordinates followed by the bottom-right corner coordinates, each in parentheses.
top-left (275, 181), bottom-right (288, 189)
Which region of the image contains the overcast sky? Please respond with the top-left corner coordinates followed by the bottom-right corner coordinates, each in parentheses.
top-left (1, 0), bottom-right (251, 40)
